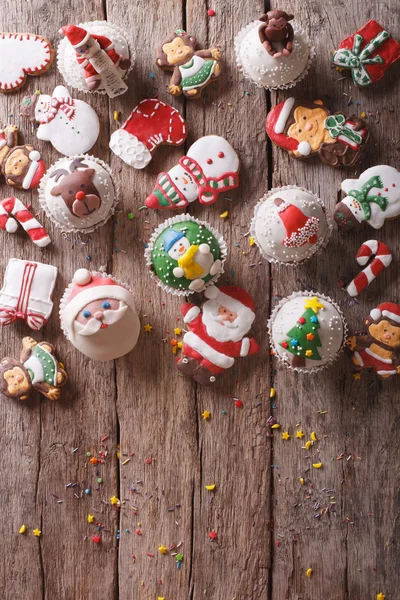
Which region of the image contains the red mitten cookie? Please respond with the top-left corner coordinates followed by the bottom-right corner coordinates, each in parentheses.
top-left (0, 33), bottom-right (54, 93)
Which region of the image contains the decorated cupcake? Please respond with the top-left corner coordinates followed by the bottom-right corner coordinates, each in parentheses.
top-left (39, 155), bottom-right (119, 234)
top-left (268, 292), bottom-right (347, 373)
top-left (250, 186), bottom-right (333, 265)
top-left (145, 215), bottom-right (226, 295)
top-left (234, 10), bottom-right (314, 90)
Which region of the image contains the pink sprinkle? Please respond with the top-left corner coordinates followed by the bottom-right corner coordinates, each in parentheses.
top-left (208, 9), bottom-right (215, 16)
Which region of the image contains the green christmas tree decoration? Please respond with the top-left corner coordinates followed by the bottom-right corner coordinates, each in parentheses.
top-left (280, 301), bottom-right (323, 368)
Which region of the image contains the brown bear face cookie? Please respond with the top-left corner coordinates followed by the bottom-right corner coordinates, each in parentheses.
top-left (2, 145), bottom-right (46, 190)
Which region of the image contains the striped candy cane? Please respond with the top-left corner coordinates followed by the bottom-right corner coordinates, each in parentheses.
top-left (0, 197), bottom-right (51, 247)
top-left (346, 240), bottom-right (392, 297)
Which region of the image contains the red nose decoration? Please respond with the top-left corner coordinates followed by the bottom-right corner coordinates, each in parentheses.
top-left (75, 191), bottom-right (86, 200)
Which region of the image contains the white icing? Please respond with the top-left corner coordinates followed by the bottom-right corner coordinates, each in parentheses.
top-left (0, 34), bottom-right (53, 91)
top-left (341, 165), bottom-right (400, 229)
top-left (34, 86), bottom-right (100, 156)
top-left (251, 187), bottom-right (332, 264)
top-left (187, 135), bottom-right (239, 178)
top-left (297, 141), bottom-right (311, 156)
top-left (39, 155), bottom-right (117, 234)
top-left (235, 20), bottom-right (311, 89)
top-left (109, 129), bottom-right (152, 169)
top-left (275, 97), bottom-right (295, 133)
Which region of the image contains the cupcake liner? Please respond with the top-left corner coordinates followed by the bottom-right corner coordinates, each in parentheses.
top-left (234, 20), bottom-right (315, 91)
top-left (57, 20), bottom-right (135, 95)
top-left (250, 185), bottom-right (334, 266)
top-left (268, 290), bottom-right (348, 374)
top-left (145, 214), bottom-right (227, 297)
top-left (38, 154), bottom-right (120, 235)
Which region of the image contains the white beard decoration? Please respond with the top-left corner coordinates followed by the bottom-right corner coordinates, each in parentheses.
top-left (75, 302), bottom-right (128, 336)
top-left (202, 299), bottom-right (254, 343)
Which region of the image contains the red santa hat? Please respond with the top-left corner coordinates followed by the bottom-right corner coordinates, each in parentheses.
top-left (266, 98), bottom-right (312, 157)
top-left (370, 303), bottom-right (400, 324)
top-left (61, 269), bottom-right (136, 338)
top-left (61, 24), bottom-right (91, 48)
top-left (204, 285), bottom-right (255, 329)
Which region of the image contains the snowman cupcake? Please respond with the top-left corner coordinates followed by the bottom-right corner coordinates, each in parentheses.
top-left (250, 186), bottom-right (333, 265)
top-left (268, 292), bottom-right (347, 373)
top-left (39, 155), bottom-right (119, 234)
top-left (145, 214), bottom-right (226, 295)
top-left (234, 10), bottom-right (314, 90)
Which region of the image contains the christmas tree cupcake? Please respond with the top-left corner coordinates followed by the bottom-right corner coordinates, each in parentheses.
top-left (145, 215), bottom-right (226, 295)
top-left (234, 10), bottom-right (314, 90)
top-left (250, 186), bottom-right (333, 265)
top-left (268, 292), bottom-right (347, 373)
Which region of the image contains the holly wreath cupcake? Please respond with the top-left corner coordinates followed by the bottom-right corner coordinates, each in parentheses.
top-left (145, 215), bottom-right (226, 295)
top-left (234, 9), bottom-right (314, 90)
top-left (250, 186), bottom-right (333, 265)
top-left (268, 292), bottom-right (347, 373)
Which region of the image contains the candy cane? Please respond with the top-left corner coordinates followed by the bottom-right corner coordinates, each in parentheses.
top-left (346, 240), bottom-right (392, 297)
top-left (0, 197), bottom-right (51, 247)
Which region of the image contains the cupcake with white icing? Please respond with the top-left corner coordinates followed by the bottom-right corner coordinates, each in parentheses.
top-left (234, 10), bottom-right (314, 90)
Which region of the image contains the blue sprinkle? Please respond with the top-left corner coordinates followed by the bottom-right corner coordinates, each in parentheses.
top-left (222, 409), bottom-right (227, 415)
top-left (85, 488), bottom-right (90, 495)
top-left (149, 72), bottom-right (155, 79)
top-left (86, 255), bottom-right (91, 262)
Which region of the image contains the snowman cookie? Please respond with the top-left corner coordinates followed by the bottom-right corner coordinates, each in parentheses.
top-left (0, 33), bottom-right (54, 93)
top-left (334, 165), bottom-right (400, 230)
top-left (145, 215), bottom-right (226, 295)
top-left (21, 86), bottom-right (100, 156)
top-left (145, 135), bottom-right (240, 210)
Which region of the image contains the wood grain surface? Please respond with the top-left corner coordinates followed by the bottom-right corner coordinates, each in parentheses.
top-left (0, 0), bottom-right (398, 599)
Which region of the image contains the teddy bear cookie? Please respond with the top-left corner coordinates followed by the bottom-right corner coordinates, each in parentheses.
top-left (145, 215), bottom-right (226, 295)
top-left (58, 22), bottom-right (133, 97)
top-left (60, 269), bottom-right (140, 361)
top-left (39, 155), bottom-right (118, 234)
top-left (0, 32), bottom-right (54, 93)
top-left (334, 165), bottom-right (400, 230)
top-left (109, 98), bottom-right (187, 169)
top-left (234, 10), bottom-right (314, 89)
top-left (0, 337), bottom-right (67, 401)
top-left (250, 186), bottom-right (333, 265)
top-left (21, 85), bottom-right (100, 156)
top-left (266, 97), bottom-right (369, 168)
top-left (268, 292), bottom-right (347, 373)
top-left (145, 135), bottom-right (240, 210)
top-left (347, 303), bottom-right (400, 379)
top-left (0, 124), bottom-right (46, 189)
top-left (332, 20), bottom-right (400, 87)
top-left (176, 285), bottom-right (259, 385)
top-left (156, 29), bottom-right (222, 98)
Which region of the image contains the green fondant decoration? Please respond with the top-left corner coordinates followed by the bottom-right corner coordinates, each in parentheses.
top-left (33, 345), bottom-right (57, 386)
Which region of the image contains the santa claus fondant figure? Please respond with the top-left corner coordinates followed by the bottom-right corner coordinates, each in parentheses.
top-left (60, 269), bottom-right (140, 361)
top-left (145, 135), bottom-right (240, 209)
top-left (177, 285), bottom-right (259, 385)
top-left (110, 98), bottom-right (188, 169)
top-left (60, 24), bottom-right (131, 96)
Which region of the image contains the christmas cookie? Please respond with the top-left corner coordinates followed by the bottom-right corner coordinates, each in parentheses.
top-left (21, 85), bottom-right (100, 156)
top-left (334, 165), bottom-right (400, 230)
top-left (0, 197), bottom-right (51, 247)
top-left (2, 145), bottom-right (46, 190)
top-left (145, 135), bottom-right (240, 209)
top-left (347, 303), bottom-right (400, 379)
top-left (156, 29), bottom-right (222, 98)
top-left (250, 186), bottom-right (333, 265)
top-left (346, 241), bottom-right (392, 297)
top-left (39, 155), bottom-right (118, 234)
top-left (266, 98), bottom-right (369, 168)
top-left (110, 98), bottom-right (187, 169)
top-left (0, 33), bottom-right (54, 93)
top-left (268, 292), bottom-right (347, 373)
top-left (145, 214), bottom-right (226, 295)
top-left (60, 269), bottom-right (140, 361)
top-left (0, 259), bottom-right (57, 330)
top-left (176, 285), bottom-right (259, 385)
top-left (58, 22), bottom-right (133, 97)
top-left (332, 20), bottom-right (400, 87)
top-left (0, 125), bottom-right (18, 167)
top-left (0, 337), bottom-right (67, 401)
top-left (234, 11), bottom-right (314, 89)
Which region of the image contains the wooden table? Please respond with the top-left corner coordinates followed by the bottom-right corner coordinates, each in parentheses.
top-left (1, 1), bottom-right (399, 599)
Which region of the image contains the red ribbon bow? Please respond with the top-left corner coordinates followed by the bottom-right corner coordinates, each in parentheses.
top-left (0, 307), bottom-right (47, 330)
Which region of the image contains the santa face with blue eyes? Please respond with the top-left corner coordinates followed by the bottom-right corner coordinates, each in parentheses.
top-left (74, 37), bottom-right (101, 59)
top-left (75, 298), bottom-right (128, 336)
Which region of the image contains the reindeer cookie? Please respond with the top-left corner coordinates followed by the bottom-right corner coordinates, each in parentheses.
top-left (156, 29), bottom-right (222, 98)
top-left (0, 337), bottom-right (67, 401)
top-left (38, 155), bottom-right (119, 234)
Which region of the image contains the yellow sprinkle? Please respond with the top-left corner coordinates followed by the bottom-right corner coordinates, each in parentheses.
top-left (110, 496), bottom-right (120, 505)
top-left (269, 387), bottom-right (276, 398)
top-left (361, 112), bottom-right (366, 118)
top-left (310, 431), bottom-right (318, 441)
top-left (174, 327), bottom-right (182, 335)
top-left (205, 484), bottom-right (216, 491)
top-left (87, 514), bottom-right (95, 523)
top-left (32, 528), bottom-right (41, 537)
top-left (282, 431), bottom-right (290, 440)
top-left (122, 459), bottom-right (130, 465)
top-left (158, 545), bottom-right (168, 554)
top-left (336, 66), bottom-right (344, 72)
top-left (271, 423), bottom-right (280, 429)
top-left (304, 440), bottom-right (312, 450)
top-left (305, 350), bottom-right (313, 357)
top-left (296, 430), bottom-right (305, 439)
top-left (202, 410), bottom-right (211, 420)
top-left (19, 524), bottom-right (27, 534)
top-left (306, 568), bottom-right (313, 578)
top-left (312, 462), bottom-right (323, 469)
top-left (220, 210), bottom-right (229, 219)
top-left (144, 323), bottom-right (153, 332)
top-left (113, 110), bottom-right (119, 120)
top-left (116, 450), bottom-right (121, 459)
top-left (59, 362), bottom-right (65, 369)
top-left (299, 478), bottom-right (304, 485)
top-left (177, 341), bottom-right (183, 349)
top-left (249, 237), bottom-right (255, 247)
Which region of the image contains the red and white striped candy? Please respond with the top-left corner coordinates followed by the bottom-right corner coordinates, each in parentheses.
top-left (0, 197), bottom-right (51, 247)
top-left (346, 240), bottom-right (392, 297)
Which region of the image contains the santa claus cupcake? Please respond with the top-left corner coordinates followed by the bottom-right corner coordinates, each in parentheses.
top-left (250, 186), bottom-right (333, 265)
top-left (268, 292), bottom-right (347, 373)
top-left (234, 10), bottom-right (314, 90)
top-left (60, 269), bottom-right (140, 361)
top-left (145, 214), bottom-right (226, 295)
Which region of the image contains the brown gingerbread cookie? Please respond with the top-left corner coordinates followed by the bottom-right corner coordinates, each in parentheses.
top-left (2, 145), bottom-right (46, 190)
top-left (156, 29), bottom-right (222, 99)
top-left (0, 125), bottom-right (18, 167)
